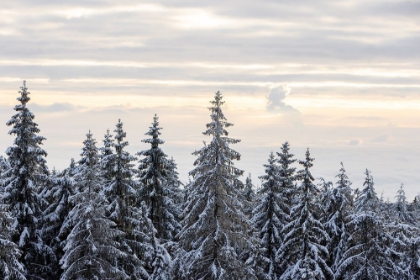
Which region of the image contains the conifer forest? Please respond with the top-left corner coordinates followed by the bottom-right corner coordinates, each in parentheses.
top-left (1, 81), bottom-right (420, 280)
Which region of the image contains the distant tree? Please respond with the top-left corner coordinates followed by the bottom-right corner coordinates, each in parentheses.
top-left (177, 92), bottom-right (259, 279)
top-left (2, 81), bottom-right (51, 278)
top-left (277, 148), bottom-right (333, 279)
top-left (243, 173), bottom-right (256, 217)
top-left (137, 115), bottom-right (180, 241)
top-left (393, 184), bottom-right (414, 223)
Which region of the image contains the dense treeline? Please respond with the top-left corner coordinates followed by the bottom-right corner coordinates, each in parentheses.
top-left (0, 82), bottom-right (419, 279)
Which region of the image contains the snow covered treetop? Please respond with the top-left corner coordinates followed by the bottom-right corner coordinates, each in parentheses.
top-left (16, 80), bottom-right (30, 108)
top-left (142, 114), bottom-right (164, 147)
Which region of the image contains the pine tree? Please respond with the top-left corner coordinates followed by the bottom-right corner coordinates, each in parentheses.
top-left (243, 173), bottom-right (256, 217)
top-left (324, 163), bottom-right (353, 276)
top-left (0, 193), bottom-right (26, 280)
top-left (137, 115), bottom-right (180, 241)
top-left (100, 128), bottom-right (115, 185)
top-left (337, 169), bottom-right (401, 279)
top-left (41, 170), bottom-right (74, 279)
top-left (277, 148), bottom-right (333, 279)
top-left (393, 184), bottom-right (413, 223)
top-left (3, 81), bottom-right (51, 278)
top-left (177, 91), bottom-right (259, 279)
top-left (276, 142), bottom-right (297, 206)
top-left (252, 152), bottom-right (288, 279)
top-left (103, 119), bottom-right (155, 278)
top-left (387, 184), bottom-right (420, 279)
top-left (137, 202), bottom-right (172, 280)
top-left (60, 131), bottom-right (128, 279)
top-left (165, 157), bottom-right (183, 206)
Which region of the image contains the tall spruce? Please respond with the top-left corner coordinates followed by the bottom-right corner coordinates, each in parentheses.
top-left (177, 91), bottom-right (259, 279)
top-left (3, 81), bottom-right (51, 278)
top-left (252, 152), bottom-right (288, 279)
top-left (137, 114), bottom-right (180, 240)
top-left (103, 120), bottom-right (153, 278)
top-left (337, 169), bottom-right (402, 279)
top-left (277, 148), bottom-right (333, 279)
top-left (60, 131), bottom-right (128, 279)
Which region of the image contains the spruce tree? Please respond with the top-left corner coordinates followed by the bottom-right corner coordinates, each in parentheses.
top-left (0, 193), bottom-right (26, 280)
top-left (324, 163), bottom-right (353, 276)
top-left (60, 131), bottom-right (128, 279)
top-left (41, 170), bottom-right (74, 279)
top-left (388, 185), bottom-right (419, 279)
top-left (137, 114), bottom-right (180, 241)
top-left (277, 148), bottom-right (333, 279)
top-left (100, 128), bottom-right (115, 185)
top-left (252, 152), bottom-right (288, 279)
top-left (276, 141), bottom-right (297, 206)
top-left (3, 81), bottom-right (51, 278)
top-left (177, 91), bottom-right (259, 279)
top-left (337, 169), bottom-right (401, 279)
top-left (103, 119), bottom-right (154, 278)
top-left (243, 173), bottom-right (256, 217)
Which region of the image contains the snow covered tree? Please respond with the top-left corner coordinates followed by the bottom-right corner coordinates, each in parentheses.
top-left (2, 81), bottom-right (51, 278)
top-left (252, 152), bottom-right (288, 279)
top-left (177, 91), bottom-right (259, 279)
top-left (137, 114), bottom-right (180, 241)
top-left (100, 128), bottom-right (115, 184)
top-left (336, 169), bottom-right (402, 279)
top-left (243, 173), bottom-right (256, 217)
top-left (0, 193), bottom-right (26, 280)
top-left (277, 148), bottom-right (333, 280)
top-left (323, 162), bottom-right (353, 275)
top-left (276, 141), bottom-right (297, 208)
top-left (165, 157), bottom-right (183, 206)
top-left (102, 119), bottom-right (154, 277)
top-left (393, 184), bottom-right (413, 223)
top-left (60, 131), bottom-right (128, 279)
top-left (41, 170), bottom-right (74, 279)
top-left (0, 156), bottom-right (9, 185)
top-left (137, 202), bottom-right (172, 280)
top-left (355, 169), bottom-right (379, 213)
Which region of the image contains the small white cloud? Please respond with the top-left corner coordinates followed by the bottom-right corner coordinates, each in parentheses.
top-left (266, 84), bottom-right (298, 113)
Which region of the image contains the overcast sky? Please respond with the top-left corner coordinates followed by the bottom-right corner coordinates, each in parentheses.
top-left (1, 0), bottom-right (419, 199)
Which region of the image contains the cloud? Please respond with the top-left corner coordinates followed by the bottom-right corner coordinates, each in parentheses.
top-left (266, 85), bottom-right (299, 113)
top-left (372, 133), bottom-right (393, 143)
top-left (30, 102), bottom-right (81, 112)
top-left (348, 139), bottom-right (362, 146)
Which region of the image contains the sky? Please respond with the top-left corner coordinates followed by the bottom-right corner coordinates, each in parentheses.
top-left (0, 0), bottom-right (419, 200)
